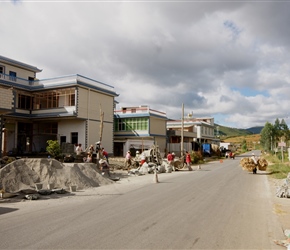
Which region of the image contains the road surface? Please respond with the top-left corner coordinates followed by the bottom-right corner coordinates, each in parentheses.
top-left (0, 152), bottom-right (285, 249)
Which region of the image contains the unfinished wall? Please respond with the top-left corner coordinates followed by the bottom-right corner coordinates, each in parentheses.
top-left (0, 87), bottom-right (13, 111)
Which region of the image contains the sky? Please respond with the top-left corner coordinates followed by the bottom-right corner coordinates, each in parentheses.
top-left (1, 0), bottom-right (290, 129)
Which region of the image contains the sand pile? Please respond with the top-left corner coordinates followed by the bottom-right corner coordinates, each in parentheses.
top-left (0, 158), bottom-right (114, 192)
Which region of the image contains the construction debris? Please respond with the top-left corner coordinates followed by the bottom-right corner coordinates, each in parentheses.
top-left (276, 172), bottom-right (290, 198)
top-left (126, 145), bottom-right (188, 175)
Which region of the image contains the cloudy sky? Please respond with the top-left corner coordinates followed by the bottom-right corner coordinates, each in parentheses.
top-left (1, 0), bottom-right (290, 129)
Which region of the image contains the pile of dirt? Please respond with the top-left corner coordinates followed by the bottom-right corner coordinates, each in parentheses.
top-left (0, 158), bottom-right (114, 193)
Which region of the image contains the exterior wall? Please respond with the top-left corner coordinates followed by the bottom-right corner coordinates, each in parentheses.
top-left (154, 136), bottom-right (166, 156)
top-left (77, 87), bottom-right (114, 120)
top-left (149, 116), bottom-right (166, 135)
top-left (4, 123), bottom-right (16, 154)
top-left (0, 87), bottom-right (14, 112)
top-left (98, 121), bottom-right (114, 154)
top-left (200, 125), bottom-right (214, 138)
top-left (77, 87), bottom-right (114, 154)
top-left (58, 119), bottom-right (86, 147)
top-left (167, 142), bottom-right (192, 157)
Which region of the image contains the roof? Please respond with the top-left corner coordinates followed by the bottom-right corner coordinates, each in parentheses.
top-left (0, 55), bottom-right (42, 73)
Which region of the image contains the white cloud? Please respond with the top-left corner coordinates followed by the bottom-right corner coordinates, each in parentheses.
top-left (2, 1), bottom-right (290, 128)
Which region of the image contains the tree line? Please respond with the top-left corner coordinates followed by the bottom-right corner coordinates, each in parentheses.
top-left (260, 118), bottom-right (290, 151)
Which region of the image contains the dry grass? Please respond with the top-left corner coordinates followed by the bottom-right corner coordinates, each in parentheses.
top-left (223, 134), bottom-right (261, 151)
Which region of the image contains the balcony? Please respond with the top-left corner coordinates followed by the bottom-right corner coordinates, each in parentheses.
top-left (0, 73), bottom-right (37, 86)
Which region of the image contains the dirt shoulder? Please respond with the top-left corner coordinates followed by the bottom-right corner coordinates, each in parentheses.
top-left (267, 176), bottom-right (290, 234)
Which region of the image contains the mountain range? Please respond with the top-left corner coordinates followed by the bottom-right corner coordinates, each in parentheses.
top-left (215, 124), bottom-right (263, 138)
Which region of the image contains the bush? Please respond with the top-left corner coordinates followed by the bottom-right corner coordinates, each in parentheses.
top-left (191, 151), bottom-right (203, 164)
top-left (46, 140), bottom-right (62, 159)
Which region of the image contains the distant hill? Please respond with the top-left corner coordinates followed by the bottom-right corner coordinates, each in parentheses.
top-left (246, 126), bottom-right (264, 134)
top-left (215, 124), bottom-right (263, 138)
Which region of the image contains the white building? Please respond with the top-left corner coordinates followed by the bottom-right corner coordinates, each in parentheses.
top-left (0, 55), bottom-right (118, 156)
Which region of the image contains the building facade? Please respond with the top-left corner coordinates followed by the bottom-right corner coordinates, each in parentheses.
top-left (114, 106), bottom-right (167, 157)
top-left (167, 114), bottom-right (217, 155)
top-left (0, 55), bottom-right (118, 156)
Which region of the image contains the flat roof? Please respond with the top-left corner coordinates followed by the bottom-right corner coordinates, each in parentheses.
top-left (0, 55), bottom-right (42, 73)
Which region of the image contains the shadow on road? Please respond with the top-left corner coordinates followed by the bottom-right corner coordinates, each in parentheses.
top-left (0, 207), bottom-right (19, 215)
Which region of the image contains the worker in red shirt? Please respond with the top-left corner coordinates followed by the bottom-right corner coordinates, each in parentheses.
top-left (167, 152), bottom-right (173, 164)
top-left (186, 151), bottom-right (191, 168)
top-left (102, 148), bottom-right (109, 163)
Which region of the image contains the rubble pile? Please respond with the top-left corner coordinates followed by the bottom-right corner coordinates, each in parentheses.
top-left (240, 157), bottom-right (268, 172)
top-left (276, 172), bottom-right (290, 198)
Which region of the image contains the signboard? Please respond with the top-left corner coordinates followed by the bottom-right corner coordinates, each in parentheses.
top-left (278, 142), bottom-right (286, 147)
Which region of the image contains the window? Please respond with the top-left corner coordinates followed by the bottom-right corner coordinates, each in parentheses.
top-left (9, 71), bottom-right (17, 81)
top-left (60, 136), bottom-right (66, 144)
top-left (71, 132), bottom-right (78, 145)
top-left (28, 77), bottom-right (34, 85)
top-left (0, 66), bottom-right (4, 78)
top-left (114, 117), bottom-right (148, 131)
top-left (34, 88), bottom-right (74, 109)
top-left (33, 122), bottom-right (57, 135)
top-left (34, 91), bottom-right (59, 109)
top-left (18, 94), bottom-right (32, 110)
top-left (69, 93), bottom-right (75, 106)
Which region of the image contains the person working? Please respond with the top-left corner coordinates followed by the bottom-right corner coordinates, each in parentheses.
top-left (99, 159), bottom-right (110, 177)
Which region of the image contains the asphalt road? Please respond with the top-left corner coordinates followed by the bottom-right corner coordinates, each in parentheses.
top-left (0, 151), bottom-right (285, 249)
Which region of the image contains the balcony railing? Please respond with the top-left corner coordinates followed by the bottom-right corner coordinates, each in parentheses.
top-left (115, 106), bottom-right (167, 118)
top-left (0, 73), bottom-right (36, 86)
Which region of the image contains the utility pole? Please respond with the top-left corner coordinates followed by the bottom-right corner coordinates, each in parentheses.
top-left (0, 115), bottom-right (4, 158)
top-left (99, 104), bottom-right (104, 144)
top-left (181, 103), bottom-right (184, 157)
top-left (96, 104), bottom-right (104, 161)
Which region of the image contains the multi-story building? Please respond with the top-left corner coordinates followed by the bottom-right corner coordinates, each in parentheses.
top-left (113, 106), bottom-right (168, 157)
top-left (0, 55), bottom-right (118, 156)
top-left (166, 114), bottom-right (217, 154)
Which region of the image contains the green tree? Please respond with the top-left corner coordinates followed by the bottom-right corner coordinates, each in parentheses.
top-left (260, 122), bottom-right (274, 151)
top-left (273, 118), bottom-right (281, 147)
top-left (46, 140), bottom-right (62, 158)
top-left (280, 119), bottom-right (290, 143)
top-left (241, 139), bottom-right (247, 152)
top-left (272, 118), bottom-right (290, 147)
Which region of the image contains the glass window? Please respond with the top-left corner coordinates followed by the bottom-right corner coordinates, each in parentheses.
top-left (9, 71), bottom-right (16, 81)
top-left (18, 94), bottom-right (32, 109)
top-left (114, 117), bottom-right (148, 131)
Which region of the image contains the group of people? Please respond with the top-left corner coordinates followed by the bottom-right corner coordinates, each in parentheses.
top-left (76, 145), bottom-right (195, 176)
top-left (167, 151), bottom-right (192, 169)
top-left (74, 143), bottom-right (109, 163)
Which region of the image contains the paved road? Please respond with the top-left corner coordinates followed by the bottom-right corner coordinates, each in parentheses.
top-left (0, 151), bottom-right (285, 249)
